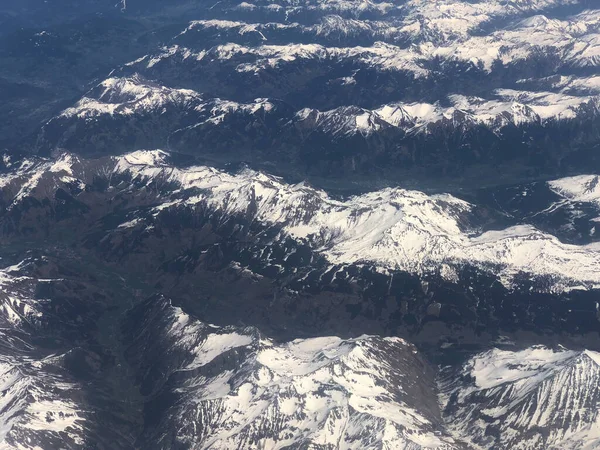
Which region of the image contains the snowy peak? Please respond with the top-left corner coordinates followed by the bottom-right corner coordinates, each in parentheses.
top-left (549, 174), bottom-right (600, 205)
top-left (295, 105), bottom-right (395, 136)
top-left (0, 260), bottom-right (100, 450)
top-left (125, 295), bottom-right (600, 450)
top-left (0, 153), bottom-right (86, 210)
top-left (4, 150), bottom-right (600, 292)
top-left (126, 295), bottom-right (460, 450)
top-left (27, 0), bottom-right (600, 193)
top-left (59, 75), bottom-right (202, 119)
top-left (137, 6), bottom-right (600, 74)
top-left (52, 74), bottom-right (284, 124)
top-left (440, 345), bottom-right (600, 450)
top-left (108, 150), bottom-right (600, 291)
top-left (49, 72), bottom-right (600, 141)
top-left (0, 356), bottom-right (88, 449)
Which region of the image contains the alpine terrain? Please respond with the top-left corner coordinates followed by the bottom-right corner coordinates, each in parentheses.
top-left (1, 0), bottom-right (600, 449)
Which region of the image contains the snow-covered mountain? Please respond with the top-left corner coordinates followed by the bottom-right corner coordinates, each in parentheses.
top-left (440, 346), bottom-right (600, 450)
top-left (2, 258), bottom-right (598, 450)
top-left (4, 149), bottom-right (600, 292)
top-left (2, 0), bottom-right (600, 447)
top-left (126, 295), bottom-right (460, 449)
top-left (108, 150), bottom-right (600, 292)
top-left (149, 8), bottom-right (600, 78)
top-left (27, 0), bottom-right (599, 188)
top-left (0, 256), bottom-right (143, 449)
top-left (53, 74), bottom-right (600, 131)
top-left (124, 295), bottom-right (600, 450)
top-left (2, 147), bottom-right (600, 333)
top-left (59, 75), bottom-right (204, 120)
top-left (0, 257), bottom-right (53, 443)
top-left (0, 352), bottom-right (89, 449)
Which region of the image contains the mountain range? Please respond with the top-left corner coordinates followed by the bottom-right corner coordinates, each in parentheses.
top-left (1, 0), bottom-right (600, 448)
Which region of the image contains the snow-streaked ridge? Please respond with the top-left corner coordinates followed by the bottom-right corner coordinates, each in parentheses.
top-left (5, 150), bottom-right (600, 292)
top-left (0, 263), bottom-right (88, 449)
top-left (549, 174), bottom-right (600, 206)
top-left (54, 74), bottom-right (600, 137)
top-left (59, 75), bottom-right (202, 119)
top-left (129, 295), bottom-right (459, 449)
top-left (142, 6), bottom-right (600, 74)
top-left (440, 345), bottom-right (600, 450)
top-left (112, 150), bottom-right (600, 292)
top-left (301, 89), bottom-right (599, 136)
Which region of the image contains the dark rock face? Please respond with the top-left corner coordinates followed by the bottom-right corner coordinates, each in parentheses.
top-left (0, 254), bottom-right (145, 449)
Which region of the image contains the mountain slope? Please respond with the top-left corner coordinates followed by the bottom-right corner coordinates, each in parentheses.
top-left (124, 294), bottom-right (462, 449)
top-left (6, 149), bottom-right (600, 292)
top-left (2, 0), bottom-right (600, 447)
top-left (27, 0), bottom-right (600, 189)
top-left (440, 346), bottom-right (600, 450)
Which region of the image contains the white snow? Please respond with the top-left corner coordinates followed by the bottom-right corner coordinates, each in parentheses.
top-left (59, 76), bottom-right (202, 119)
top-left (155, 299), bottom-right (455, 449)
top-left (113, 150), bottom-right (600, 292)
top-left (549, 175), bottom-right (600, 206)
top-left (130, 6), bottom-right (600, 80)
top-left (4, 149), bottom-right (600, 293)
top-left (54, 67), bottom-right (600, 139)
top-left (302, 88), bottom-right (599, 136)
top-left (187, 332), bottom-right (254, 369)
top-left (467, 346), bottom-right (578, 391)
top-left (0, 264), bottom-right (86, 448)
top-left (441, 344), bottom-right (600, 450)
